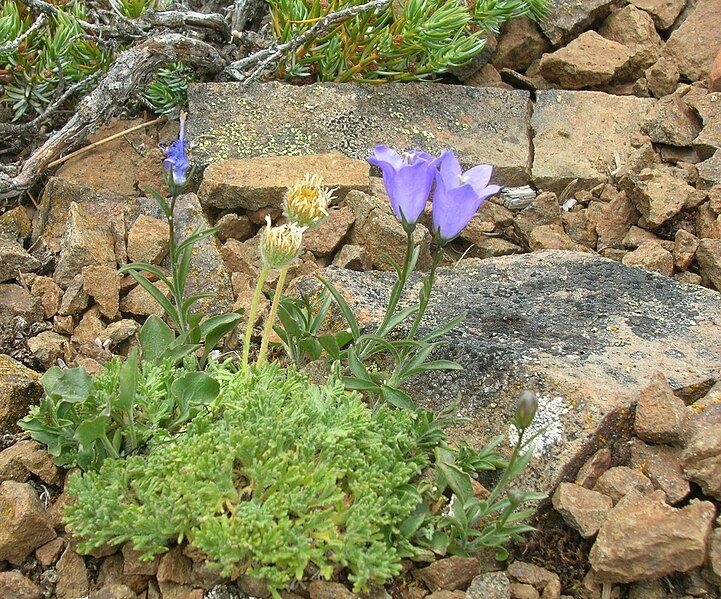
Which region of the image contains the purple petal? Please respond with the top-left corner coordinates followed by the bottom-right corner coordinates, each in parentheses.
top-left (369, 145), bottom-right (404, 170)
top-left (432, 174), bottom-right (499, 242)
top-left (384, 159), bottom-right (436, 224)
top-left (438, 151), bottom-right (462, 189)
top-left (463, 164), bottom-right (493, 193)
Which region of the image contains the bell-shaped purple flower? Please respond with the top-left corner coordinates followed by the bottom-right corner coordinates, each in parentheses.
top-left (432, 151), bottom-right (501, 243)
top-left (368, 145), bottom-right (440, 230)
top-left (163, 113), bottom-right (190, 188)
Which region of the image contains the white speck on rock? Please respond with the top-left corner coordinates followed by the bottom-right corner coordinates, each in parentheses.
top-left (508, 394), bottom-right (570, 457)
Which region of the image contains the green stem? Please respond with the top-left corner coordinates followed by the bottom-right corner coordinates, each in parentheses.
top-left (256, 267), bottom-right (289, 367)
top-left (100, 433), bottom-right (120, 460)
top-left (167, 194), bottom-right (188, 334)
top-left (242, 267), bottom-right (269, 374)
top-left (485, 428), bottom-right (525, 507)
top-left (406, 247), bottom-right (442, 341)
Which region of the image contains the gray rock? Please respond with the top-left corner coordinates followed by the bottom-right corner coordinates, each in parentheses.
top-left (540, 0), bottom-right (620, 46)
top-left (466, 572), bottom-right (510, 599)
top-left (188, 82), bottom-right (533, 186)
top-left (293, 251), bottom-right (721, 496)
top-left (531, 91), bottom-right (655, 193)
top-left (0, 239), bottom-right (40, 284)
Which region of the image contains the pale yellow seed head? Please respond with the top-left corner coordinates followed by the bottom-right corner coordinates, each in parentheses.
top-left (260, 215), bottom-right (306, 269)
top-left (283, 173), bottom-right (334, 228)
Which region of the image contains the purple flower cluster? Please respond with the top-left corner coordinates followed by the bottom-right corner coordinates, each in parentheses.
top-left (163, 113), bottom-right (190, 188)
top-left (369, 145), bottom-right (501, 244)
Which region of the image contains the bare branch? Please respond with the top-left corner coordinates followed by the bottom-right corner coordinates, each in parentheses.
top-left (138, 10), bottom-right (230, 36)
top-left (225, 0), bottom-right (391, 83)
top-left (0, 13), bottom-right (46, 54)
top-left (0, 33), bottom-right (225, 199)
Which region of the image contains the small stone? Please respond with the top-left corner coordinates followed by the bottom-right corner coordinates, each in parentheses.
top-left (552, 482), bottom-right (613, 538)
top-left (596, 192), bottom-right (640, 251)
top-left (540, 0), bottom-right (618, 45)
top-left (593, 466), bottom-right (654, 504)
top-left (0, 440), bottom-right (59, 485)
top-left (529, 224), bottom-right (587, 252)
top-left (55, 544), bottom-right (90, 599)
top-left (513, 192), bottom-right (561, 244)
top-left (641, 97), bottom-right (702, 147)
top-left (708, 528), bottom-right (721, 583)
top-left (589, 490), bottom-right (715, 583)
top-left (83, 264), bottom-right (122, 319)
top-left (30, 276), bottom-right (63, 319)
top-left (539, 31), bottom-right (630, 89)
top-left (696, 238), bottom-right (721, 290)
top-left (71, 307), bottom-right (105, 346)
top-left (629, 0), bottom-right (685, 29)
top-left (100, 319), bottom-right (140, 346)
top-left (629, 438), bottom-right (690, 504)
top-left (54, 203), bottom-right (116, 289)
top-left (157, 546), bottom-right (193, 585)
top-left (0, 206), bottom-right (32, 242)
top-left (0, 238), bottom-right (41, 283)
top-left (303, 206), bottom-right (355, 257)
top-left (562, 209), bottom-right (598, 249)
top-left (466, 572), bottom-right (511, 599)
top-left (622, 241), bottom-right (674, 276)
top-left (35, 537), bottom-right (66, 566)
top-left (507, 562), bottom-right (559, 590)
top-left (425, 592), bottom-right (464, 599)
top-left (627, 579), bottom-right (667, 598)
top-left (122, 543), bottom-right (159, 576)
top-left (645, 57), bottom-right (680, 98)
top-left (621, 168), bottom-right (696, 228)
top-left (465, 236), bottom-right (523, 259)
top-left (126, 215), bottom-right (169, 265)
top-left (674, 271), bottom-right (702, 285)
top-left (415, 556), bottom-right (480, 591)
top-left (199, 152), bottom-right (370, 211)
top-left (0, 571), bottom-right (43, 599)
top-left (332, 244), bottom-right (372, 271)
top-left (0, 481), bottom-right (56, 564)
top-left (622, 225), bottom-right (659, 250)
top-left (28, 331), bottom-right (71, 369)
top-left (308, 580), bottom-right (356, 599)
top-left (673, 229), bottom-right (699, 271)
top-left (634, 372), bottom-right (689, 444)
top-left (541, 577), bottom-right (561, 599)
top-left (89, 584), bottom-right (137, 599)
top-left (491, 17), bottom-right (549, 72)
top-left (0, 354), bottom-right (42, 434)
top-left (681, 426), bottom-right (721, 499)
top-left (58, 274), bottom-right (89, 316)
top-left (695, 202), bottom-right (721, 240)
top-left (215, 213), bottom-right (254, 243)
top-left (238, 574), bottom-right (270, 598)
top-left (510, 583), bottom-right (539, 599)
top-left (575, 448), bottom-right (612, 489)
top-left (119, 280), bottom-right (170, 317)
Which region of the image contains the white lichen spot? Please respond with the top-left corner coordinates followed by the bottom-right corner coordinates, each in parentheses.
top-left (508, 394), bottom-right (570, 458)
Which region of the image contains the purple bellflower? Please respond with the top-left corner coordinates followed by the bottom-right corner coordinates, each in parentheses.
top-left (432, 151), bottom-right (501, 244)
top-left (163, 112), bottom-right (190, 188)
top-left (368, 145), bottom-right (440, 230)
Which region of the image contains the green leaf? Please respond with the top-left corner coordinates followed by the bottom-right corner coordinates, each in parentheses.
top-left (127, 271), bottom-right (180, 327)
top-left (435, 447), bottom-right (474, 501)
top-left (74, 414), bottom-right (110, 446)
top-left (42, 366), bottom-right (92, 404)
top-left (170, 372), bottom-right (220, 420)
top-left (118, 262), bottom-right (171, 287)
top-left (342, 376), bottom-right (380, 392)
top-left (139, 316), bottom-right (176, 362)
top-left (116, 349), bottom-right (139, 411)
top-left (399, 502), bottom-right (429, 537)
top-left (143, 185), bottom-right (172, 219)
top-left (200, 313), bottom-right (243, 358)
top-left (317, 275), bottom-right (360, 340)
top-left (380, 385), bottom-right (415, 410)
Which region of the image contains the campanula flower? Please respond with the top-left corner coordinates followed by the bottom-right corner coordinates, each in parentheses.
top-left (260, 215), bottom-right (306, 269)
top-left (368, 145), bottom-right (440, 231)
top-left (432, 151), bottom-right (501, 243)
top-left (283, 174), bottom-right (333, 228)
top-left (163, 112), bottom-right (190, 188)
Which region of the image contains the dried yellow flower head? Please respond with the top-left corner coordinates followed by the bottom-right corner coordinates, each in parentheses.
top-left (283, 174), bottom-right (333, 228)
top-left (260, 215), bottom-right (305, 269)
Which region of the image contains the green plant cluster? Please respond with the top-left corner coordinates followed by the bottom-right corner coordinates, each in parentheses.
top-left (269, 0), bottom-right (547, 82)
top-left (0, 0), bottom-right (190, 122)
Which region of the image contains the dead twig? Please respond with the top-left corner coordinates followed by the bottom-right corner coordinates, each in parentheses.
top-left (138, 10), bottom-right (230, 36)
top-left (0, 13), bottom-right (46, 54)
top-left (0, 33), bottom-right (225, 199)
top-left (225, 0), bottom-right (391, 83)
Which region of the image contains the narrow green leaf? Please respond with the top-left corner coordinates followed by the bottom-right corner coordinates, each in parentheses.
top-left (317, 275), bottom-right (360, 340)
top-left (139, 316), bottom-right (175, 362)
top-left (380, 385), bottom-right (415, 410)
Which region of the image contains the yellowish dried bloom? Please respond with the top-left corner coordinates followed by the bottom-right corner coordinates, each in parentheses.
top-left (260, 216), bottom-right (305, 269)
top-left (283, 174), bottom-right (334, 228)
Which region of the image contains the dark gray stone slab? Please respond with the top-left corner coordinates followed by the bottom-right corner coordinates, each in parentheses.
top-left (293, 250), bottom-right (721, 496)
top-left (540, 0), bottom-right (620, 46)
top-left (187, 82), bottom-right (532, 186)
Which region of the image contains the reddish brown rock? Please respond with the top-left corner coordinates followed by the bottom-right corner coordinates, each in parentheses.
top-left (513, 192), bottom-right (562, 244)
top-left (492, 17), bottom-right (549, 72)
top-left (215, 213), bottom-right (254, 243)
top-left (663, 0), bottom-right (721, 82)
top-left (552, 482), bottom-right (613, 538)
top-left (593, 466), bottom-right (654, 504)
top-left (0, 239), bottom-right (40, 284)
top-left (708, 528), bottom-right (721, 583)
top-left (711, 48), bottom-right (721, 92)
top-left (634, 372), bottom-right (689, 444)
top-left (0, 440), bottom-right (60, 485)
top-left (596, 192), bottom-right (640, 251)
top-left (332, 244), bottom-right (372, 271)
top-left (303, 206), bottom-right (355, 257)
top-left (0, 571), bottom-right (43, 599)
top-left (697, 238), bottom-right (721, 290)
top-left (30, 276), bottom-right (63, 319)
top-left (0, 481), bottom-right (56, 564)
top-left (540, 32), bottom-right (630, 89)
top-left (507, 561), bottom-right (560, 590)
top-left (529, 224), bottom-right (587, 252)
top-left (673, 229), bottom-right (699, 271)
top-left (56, 544), bottom-right (90, 599)
top-left (629, 0), bottom-right (685, 29)
top-left (562, 209), bottom-right (598, 249)
top-left (122, 543), bottom-right (160, 576)
top-left (308, 580), bottom-right (356, 599)
top-left (629, 438), bottom-right (690, 504)
top-left (622, 241), bottom-right (674, 276)
top-left (89, 584), bottom-right (138, 599)
top-left (157, 546), bottom-right (193, 585)
top-left (415, 556), bottom-right (481, 592)
top-left (621, 168), bottom-right (696, 228)
top-left (83, 264), bottom-right (122, 319)
top-left (35, 537), bottom-right (66, 566)
top-left (645, 56), bottom-right (680, 98)
top-left (126, 215), bottom-right (169, 265)
top-left (589, 490), bottom-right (715, 583)
top-left (681, 427), bottom-right (721, 499)
top-left (641, 96), bottom-right (702, 147)
top-left (0, 355), bottom-right (42, 434)
top-left (120, 281), bottom-right (170, 317)
top-left (575, 448), bottom-right (612, 489)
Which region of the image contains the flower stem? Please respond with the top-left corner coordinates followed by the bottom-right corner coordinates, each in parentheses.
top-left (242, 267), bottom-right (269, 374)
top-left (406, 247), bottom-right (443, 341)
top-left (256, 267), bottom-right (289, 367)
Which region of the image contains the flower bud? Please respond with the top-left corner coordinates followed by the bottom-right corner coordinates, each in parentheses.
top-left (507, 488), bottom-right (525, 507)
top-left (260, 216), bottom-right (305, 269)
top-left (283, 174), bottom-right (333, 228)
top-left (513, 390), bottom-right (538, 430)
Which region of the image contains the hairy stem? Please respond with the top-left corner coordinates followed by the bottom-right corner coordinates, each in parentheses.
top-left (406, 247), bottom-right (442, 341)
top-left (242, 267), bottom-right (269, 373)
top-left (257, 267), bottom-right (289, 367)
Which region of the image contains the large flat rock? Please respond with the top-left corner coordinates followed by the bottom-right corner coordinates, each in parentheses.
top-left (187, 82), bottom-right (532, 186)
top-left (531, 90), bottom-right (655, 193)
top-left (294, 251), bottom-right (721, 496)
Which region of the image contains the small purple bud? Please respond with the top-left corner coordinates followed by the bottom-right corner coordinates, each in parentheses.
top-left (163, 112), bottom-right (190, 188)
top-left (514, 390), bottom-right (538, 430)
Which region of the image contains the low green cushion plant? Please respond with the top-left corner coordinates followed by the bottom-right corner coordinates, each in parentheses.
top-left (64, 362), bottom-right (432, 592)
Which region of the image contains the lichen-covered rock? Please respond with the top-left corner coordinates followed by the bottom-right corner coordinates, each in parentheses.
top-left (188, 82), bottom-right (533, 187)
top-left (539, 0), bottom-right (619, 45)
top-left (0, 481), bottom-right (56, 565)
top-left (621, 168), bottom-right (697, 228)
top-left (593, 466), bottom-right (654, 504)
top-left (303, 206), bottom-right (355, 257)
top-left (55, 544), bottom-right (90, 599)
top-left (589, 490), bottom-right (715, 583)
top-left (681, 427), bottom-right (721, 499)
top-left (634, 372), bottom-right (689, 444)
top-left (696, 238), bottom-right (721, 290)
top-left (0, 239), bottom-right (40, 283)
top-left (628, 438), bottom-right (690, 504)
top-left (491, 17), bottom-right (549, 72)
top-left (292, 251), bottom-right (721, 496)
top-left (552, 482), bottom-right (613, 538)
top-left (27, 331), bottom-right (71, 370)
top-left (126, 215), bottom-right (169, 265)
top-left (466, 572), bottom-right (511, 599)
top-left (0, 571), bottom-right (43, 599)
top-left (0, 354), bottom-right (41, 433)
top-left (641, 96), bottom-right (702, 147)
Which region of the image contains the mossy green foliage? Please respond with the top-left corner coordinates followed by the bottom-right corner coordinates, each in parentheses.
top-left (63, 362), bottom-right (432, 592)
top-left (269, 0), bottom-right (547, 82)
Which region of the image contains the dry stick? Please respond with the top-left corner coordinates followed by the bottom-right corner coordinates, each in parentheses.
top-left (225, 0), bottom-right (392, 83)
top-left (47, 115), bottom-right (168, 169)
top-left (0, 13), bottom-right (46, 54)
top-left (0, 33), bottom-right (225, 198)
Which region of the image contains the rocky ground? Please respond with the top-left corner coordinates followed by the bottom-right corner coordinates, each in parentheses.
top-left (1, 0), bottom-right (721, 596)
